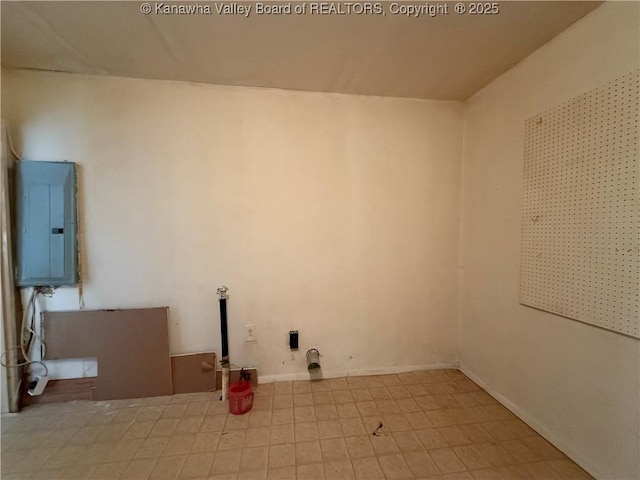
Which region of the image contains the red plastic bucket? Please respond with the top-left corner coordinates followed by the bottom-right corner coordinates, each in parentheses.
top-left (228, 380), bottom-right (253, 415)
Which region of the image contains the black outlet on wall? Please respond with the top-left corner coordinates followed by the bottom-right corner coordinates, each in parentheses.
top-left (289, 330), bottom-right (299, 350)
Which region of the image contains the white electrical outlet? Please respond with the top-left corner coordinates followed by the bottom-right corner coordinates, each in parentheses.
top-left (245, 324), bottom-right (257, 342)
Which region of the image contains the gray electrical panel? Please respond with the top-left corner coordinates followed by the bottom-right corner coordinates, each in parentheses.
top-left (15, 161), bottom-right (78, 287)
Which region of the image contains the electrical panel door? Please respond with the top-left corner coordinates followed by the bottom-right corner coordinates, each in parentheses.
top-left (15, 161), bottom-right (78, 287)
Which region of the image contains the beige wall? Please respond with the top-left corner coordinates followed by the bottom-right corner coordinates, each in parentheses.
top-left (460, 3), bottom-right (640, 479)
top-left (3, 70), bottom-right (463, 381)
top-left (4, 3), bottom-right (638, 475)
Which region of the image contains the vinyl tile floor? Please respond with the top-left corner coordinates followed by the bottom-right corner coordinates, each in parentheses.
top-left (1, 369), bottom-right (594, 479)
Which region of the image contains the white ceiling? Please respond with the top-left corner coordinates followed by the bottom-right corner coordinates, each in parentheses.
top-left (1, 1), bottom-right (601, 100)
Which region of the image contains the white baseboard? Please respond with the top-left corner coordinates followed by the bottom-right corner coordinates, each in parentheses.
top-left (258, 362), bottom-right (460, 384)
top-left (459, 364), bottom-right (601, 480)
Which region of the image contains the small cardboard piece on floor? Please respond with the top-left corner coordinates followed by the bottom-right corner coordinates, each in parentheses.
top-left (171, 352), bottom-right (217, 393)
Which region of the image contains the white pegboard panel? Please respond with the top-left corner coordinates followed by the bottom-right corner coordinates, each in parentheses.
top-left (520, 70), bottom-right (639, 338)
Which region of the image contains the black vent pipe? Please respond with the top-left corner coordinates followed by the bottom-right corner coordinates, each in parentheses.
top-left (217, 286), bottom-right (229, 367)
